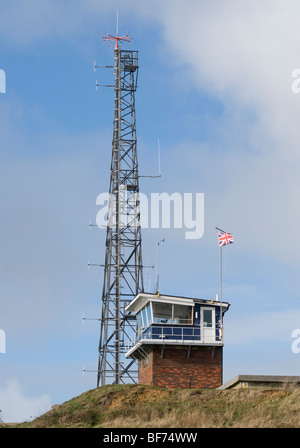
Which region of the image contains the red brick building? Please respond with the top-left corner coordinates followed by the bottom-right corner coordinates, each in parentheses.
top-left (125, 292), bottom-right (230, 389)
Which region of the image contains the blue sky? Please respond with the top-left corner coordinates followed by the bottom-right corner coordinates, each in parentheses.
top-left (1, 0), bottom-right (300, 422)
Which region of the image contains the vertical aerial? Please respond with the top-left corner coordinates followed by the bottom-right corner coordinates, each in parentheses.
top-left (96, 25), bottom-right (144, 387)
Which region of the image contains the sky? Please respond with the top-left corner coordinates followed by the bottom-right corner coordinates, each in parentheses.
top-left (1, 0), bottom-right (300, 422)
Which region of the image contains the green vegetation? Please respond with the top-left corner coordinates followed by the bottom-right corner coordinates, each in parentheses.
top-left (3, 384), bottom-right (300, 428)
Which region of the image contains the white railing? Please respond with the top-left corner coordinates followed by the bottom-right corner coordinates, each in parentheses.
top-left (152, 318), bottom-right (193, 325)
top-left (125, 324), bottom-right (221, 352)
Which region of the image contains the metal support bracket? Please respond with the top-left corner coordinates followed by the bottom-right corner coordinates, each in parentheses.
top-left (187, 345), bottom-right (191, 358)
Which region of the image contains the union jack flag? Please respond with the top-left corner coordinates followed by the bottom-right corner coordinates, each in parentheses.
top-left (218, 231), bottom-right (234, 247)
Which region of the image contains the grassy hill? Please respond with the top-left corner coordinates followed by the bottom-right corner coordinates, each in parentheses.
top-left (7, 384), bottom-right (300, 428)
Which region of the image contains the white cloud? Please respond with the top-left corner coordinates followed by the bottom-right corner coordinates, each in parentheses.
top-left (0, 379), bottom-right (51, 423)
top-left (140, 1), bottom-right (300, 266)
top-left (159, 1), bottom-right (300, 158)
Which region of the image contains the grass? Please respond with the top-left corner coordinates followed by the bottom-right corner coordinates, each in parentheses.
top-left (4, 384), bottom-right (300, 428)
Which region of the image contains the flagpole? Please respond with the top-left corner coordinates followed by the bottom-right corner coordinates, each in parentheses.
top-left (220, 244), bottom-right (223, 341)
top-left (220, 245), bottom-right (222, 304)
top-left (216, 227), bottom-right (225, 342)
top-left (216, 227), bottom-right (234, 344)
top-left (216, 227), bottom-right (225, 304)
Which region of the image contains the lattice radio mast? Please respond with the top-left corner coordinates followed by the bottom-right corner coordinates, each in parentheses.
top-left (95, 22), bottom-right (144, 387)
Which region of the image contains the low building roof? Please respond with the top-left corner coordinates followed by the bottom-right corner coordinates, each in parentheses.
top-left (219, 374), bottom-right (300, 389)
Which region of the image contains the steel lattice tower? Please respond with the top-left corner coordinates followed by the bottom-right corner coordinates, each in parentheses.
top-left (96, 31), bottom-right (144, 387)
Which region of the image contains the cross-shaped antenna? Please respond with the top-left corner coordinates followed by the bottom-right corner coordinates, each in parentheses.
top-left (102, 10), bottom-right (132, 49)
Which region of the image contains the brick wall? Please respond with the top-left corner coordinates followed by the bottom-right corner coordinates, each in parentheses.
top-left (139, 345), bottom-right (222, 389)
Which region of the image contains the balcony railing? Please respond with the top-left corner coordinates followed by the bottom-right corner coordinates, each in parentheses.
top-left (152, 317), bottom-right (193, 325)
top-left (125, 324), bottom-right (222, 354)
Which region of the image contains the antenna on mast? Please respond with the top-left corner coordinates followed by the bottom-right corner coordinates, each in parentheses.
top-left (139, 139), bottom-right (162, 178)
top-left (102, 10), bottom-right (132, 49)
top-left (158, 138), bottom-right (162, 177)
top-left (155, 238), bottom-right (165, 293)
top-left (116, 8), bottom-right (119, 38)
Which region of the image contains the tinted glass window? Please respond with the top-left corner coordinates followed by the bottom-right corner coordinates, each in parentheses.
top-left (203, 309), bottom-right (213, 327)
top-left (152, 302), bottom-right (172, 324)
top-left (137, 312), bottom-right (143, 329)
top-left (173, 305), bottom-right (193, 324)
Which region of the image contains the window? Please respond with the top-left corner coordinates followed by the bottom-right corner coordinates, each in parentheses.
top-left (137, 312), bottom-right (143, 329)
top-left (145, 303), bottom-right (152, 325)
top-left (203, 309), bottom-right (213, 327)
top-left (173, 304), bottom-right (192, 324)
top-left (152, 302), bottom-right (172, 324)
top-left (136, 303), bottom-right (153, 329)
top-left (152, 302), bottom-right (193, 325)
top-left (141, 307), bottom-right (148, 327)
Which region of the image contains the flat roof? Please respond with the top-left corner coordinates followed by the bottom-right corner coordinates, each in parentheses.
top-left (219, 374), bottom-right (300, 389)
top-left (125, 292), bottom-right (230, 314)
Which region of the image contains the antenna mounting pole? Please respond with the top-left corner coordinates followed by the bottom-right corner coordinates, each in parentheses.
top-left (94, 23), bottom-right (143, 387)
top-left (102, 11), bottom-right (132, 49)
